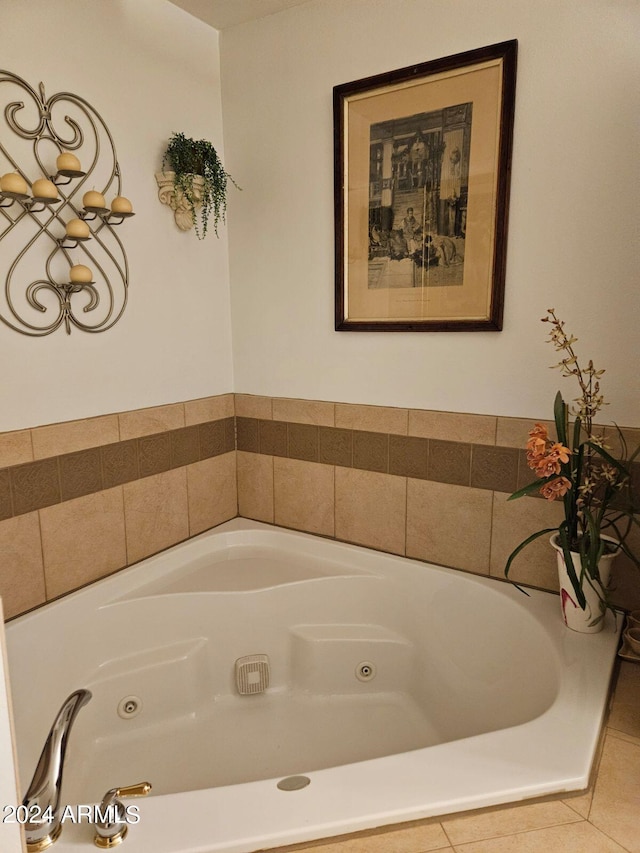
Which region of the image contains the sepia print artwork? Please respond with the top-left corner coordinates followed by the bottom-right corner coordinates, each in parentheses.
top-left (334, 41), bottom-right (517, 331)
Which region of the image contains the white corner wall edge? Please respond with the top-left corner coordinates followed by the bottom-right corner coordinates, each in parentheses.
top-left (0, 599), bottom-right (23, 852)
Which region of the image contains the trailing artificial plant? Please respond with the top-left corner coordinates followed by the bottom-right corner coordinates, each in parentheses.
top-left (505, 309), bottom-right (639, 623)
top-left (162, 132), bottom-right (239, 239)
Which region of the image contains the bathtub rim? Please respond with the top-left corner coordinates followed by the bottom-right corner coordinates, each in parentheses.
top-left (5, 519), bottom-right (623, 853)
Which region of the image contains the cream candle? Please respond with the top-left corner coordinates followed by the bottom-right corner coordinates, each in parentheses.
top-left (31, 178), bottom-right (58, 199)
top-left (110, 196), bottom-right (133, 214)
top-left (65, 218), bottom-right (90, 240)
top-left (0, 172), bottom-right (28, 195)
top-left (83, 190), bottom-right (106, 209)
top-left (56, 151), bottom-right (82, 172)
top-left (69, 264), bottom-right (93, 283)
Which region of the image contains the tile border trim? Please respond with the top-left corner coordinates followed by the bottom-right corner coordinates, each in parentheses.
top-left (236, 415), bottom-right (640, 501)
top-left (237, 417), bottom-right (527, 495)
top-left (1, 396), bottom-right (637, 520)
top-left (0, 418), bottom-right (235, 521)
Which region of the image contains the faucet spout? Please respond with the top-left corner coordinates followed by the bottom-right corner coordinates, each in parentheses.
top-left (22, 688), bottom-right (92, 851)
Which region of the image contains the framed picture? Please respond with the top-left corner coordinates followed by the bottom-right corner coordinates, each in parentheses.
top-left (334, 40), bottom-right (517, 331)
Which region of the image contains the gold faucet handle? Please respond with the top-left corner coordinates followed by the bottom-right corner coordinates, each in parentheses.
top-left (93, 783), bottom-right (152, 848)
top-left (112, 782), bottom-right (152, 799)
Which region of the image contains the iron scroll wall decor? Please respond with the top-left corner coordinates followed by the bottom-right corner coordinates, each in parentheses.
top-left (0, 69), bottom-right (133, 336)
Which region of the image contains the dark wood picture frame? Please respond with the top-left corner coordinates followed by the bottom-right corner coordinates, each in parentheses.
top-left (334, 40), bottom-right (517, 331)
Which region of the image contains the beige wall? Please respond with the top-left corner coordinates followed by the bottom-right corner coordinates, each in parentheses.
top-left (2, 394), bottom-right (638, 622)
top-left (223, 0), bottom-right (640, 426)
top-left (0, 1), bottom-right (234, 431)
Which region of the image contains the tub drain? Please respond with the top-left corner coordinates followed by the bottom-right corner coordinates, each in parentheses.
top-left (117, 695), bottom-right (143, 719)
top-left (277, 775), bottom-right (310, 791)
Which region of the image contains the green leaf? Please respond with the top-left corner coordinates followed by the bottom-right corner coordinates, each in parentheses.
top-left (554, 391), bottom-right (568, 447)
top-left (508, 479), bottom-right (544, 500)
top-left (582, 507), bottom-right (605, 581)
top-left (617, 538), bottom-right (640, 571)
top-left (558, 523), bottom-right (587, 609)
top-left (571, 416), bottom-right (582, 454)
top-left (586, 441), bottom-right (632, 478)
top-left (563, 442), bottom-right (581, 542)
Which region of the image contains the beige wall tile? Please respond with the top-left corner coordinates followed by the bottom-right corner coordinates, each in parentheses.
top-left (40, 488), bottom-right (127, 599)
top-left (274, 458), bottom-right (334, 536)
top-left (237, 451), bottom-right (274, 522)
top-left (31, 415), bottom-right (120, 459)
top-left (0, 513), bottom-right (45, 619)
top-left (335, 403), bottom-right (408, 435)
top-left (589, 732), bottom-right (640, 852)
top-left (609, 522), bottom-right (640, 612)
top-left (272, 397), bottom-right (335, 426)
top-left (442, 801), bottom-right (581, 846)
top-left (409, 410), bottom-right (496, 444)
top-left (335, 468), bottom-right (406, 555)
top-left (603, 425), bottom-right (640, 458)
top-left (406, 480), bottom-right (492, 574)
top-left (490, 492), bottom-right (564, 590)
top-left (123, 468), bottom-right (189, 564)
top-left (184, 394), bottom-right (234, 425)
top-left (187, 453), bottom-right (237, 535)
top-left (235, 394), bottom-right (273, 419)
top-left (119, 403), bottom-right (185, 440)
top-left (496, 418), bottom-right (555, 448)
top-left (0, 430), bottom-right (33, 468)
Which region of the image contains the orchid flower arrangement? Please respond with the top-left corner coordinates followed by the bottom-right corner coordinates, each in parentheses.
top-left (505, 310), bottom-right (639, 615)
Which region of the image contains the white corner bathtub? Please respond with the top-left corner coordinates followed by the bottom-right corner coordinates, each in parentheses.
top-left (6, 519), bottom-right (621, 853)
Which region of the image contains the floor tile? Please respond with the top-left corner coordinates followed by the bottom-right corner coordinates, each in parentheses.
top-left (605, 728), bottom-right (640, 747)
top-left (562, 789), bottom-right (593, 819)
top-left (294, 821), bottom-right (451, 852)
top-left (441, 800), bottom-right (581, 845)
top-left (589, 732), bottom-right (640, 852)
top-left (608, 661), bottom-right (640, 740)
top-left (453, 819), bottom-right (628, 852)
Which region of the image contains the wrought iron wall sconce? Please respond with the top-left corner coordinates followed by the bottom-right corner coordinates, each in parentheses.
top-left (0, 69), bottom-right (134, 336)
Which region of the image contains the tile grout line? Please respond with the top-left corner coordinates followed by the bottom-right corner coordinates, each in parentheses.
top-left (121, 482), bottom-right (131, 569)
top-left (36, 508), bottom-right (49, 602)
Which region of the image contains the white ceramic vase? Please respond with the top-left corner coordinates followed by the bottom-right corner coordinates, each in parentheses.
top-left (550, 533), bottom-right (619, 633)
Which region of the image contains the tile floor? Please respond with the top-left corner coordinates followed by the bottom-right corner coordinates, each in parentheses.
top-left (275, 660), bottom-right (640, 853)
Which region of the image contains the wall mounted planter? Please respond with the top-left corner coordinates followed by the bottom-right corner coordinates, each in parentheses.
top-left (155, 170), bottom-right (205, 232)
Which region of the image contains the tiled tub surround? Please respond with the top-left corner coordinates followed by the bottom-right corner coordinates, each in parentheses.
top-left (0, 395), bottom-right (237, 618)
top-left (0, 396), bottom-right (638, 853)
top-left (0, 392), bottom-right (638, 621)
top-left (235, 395), bottom-right (640, 615)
